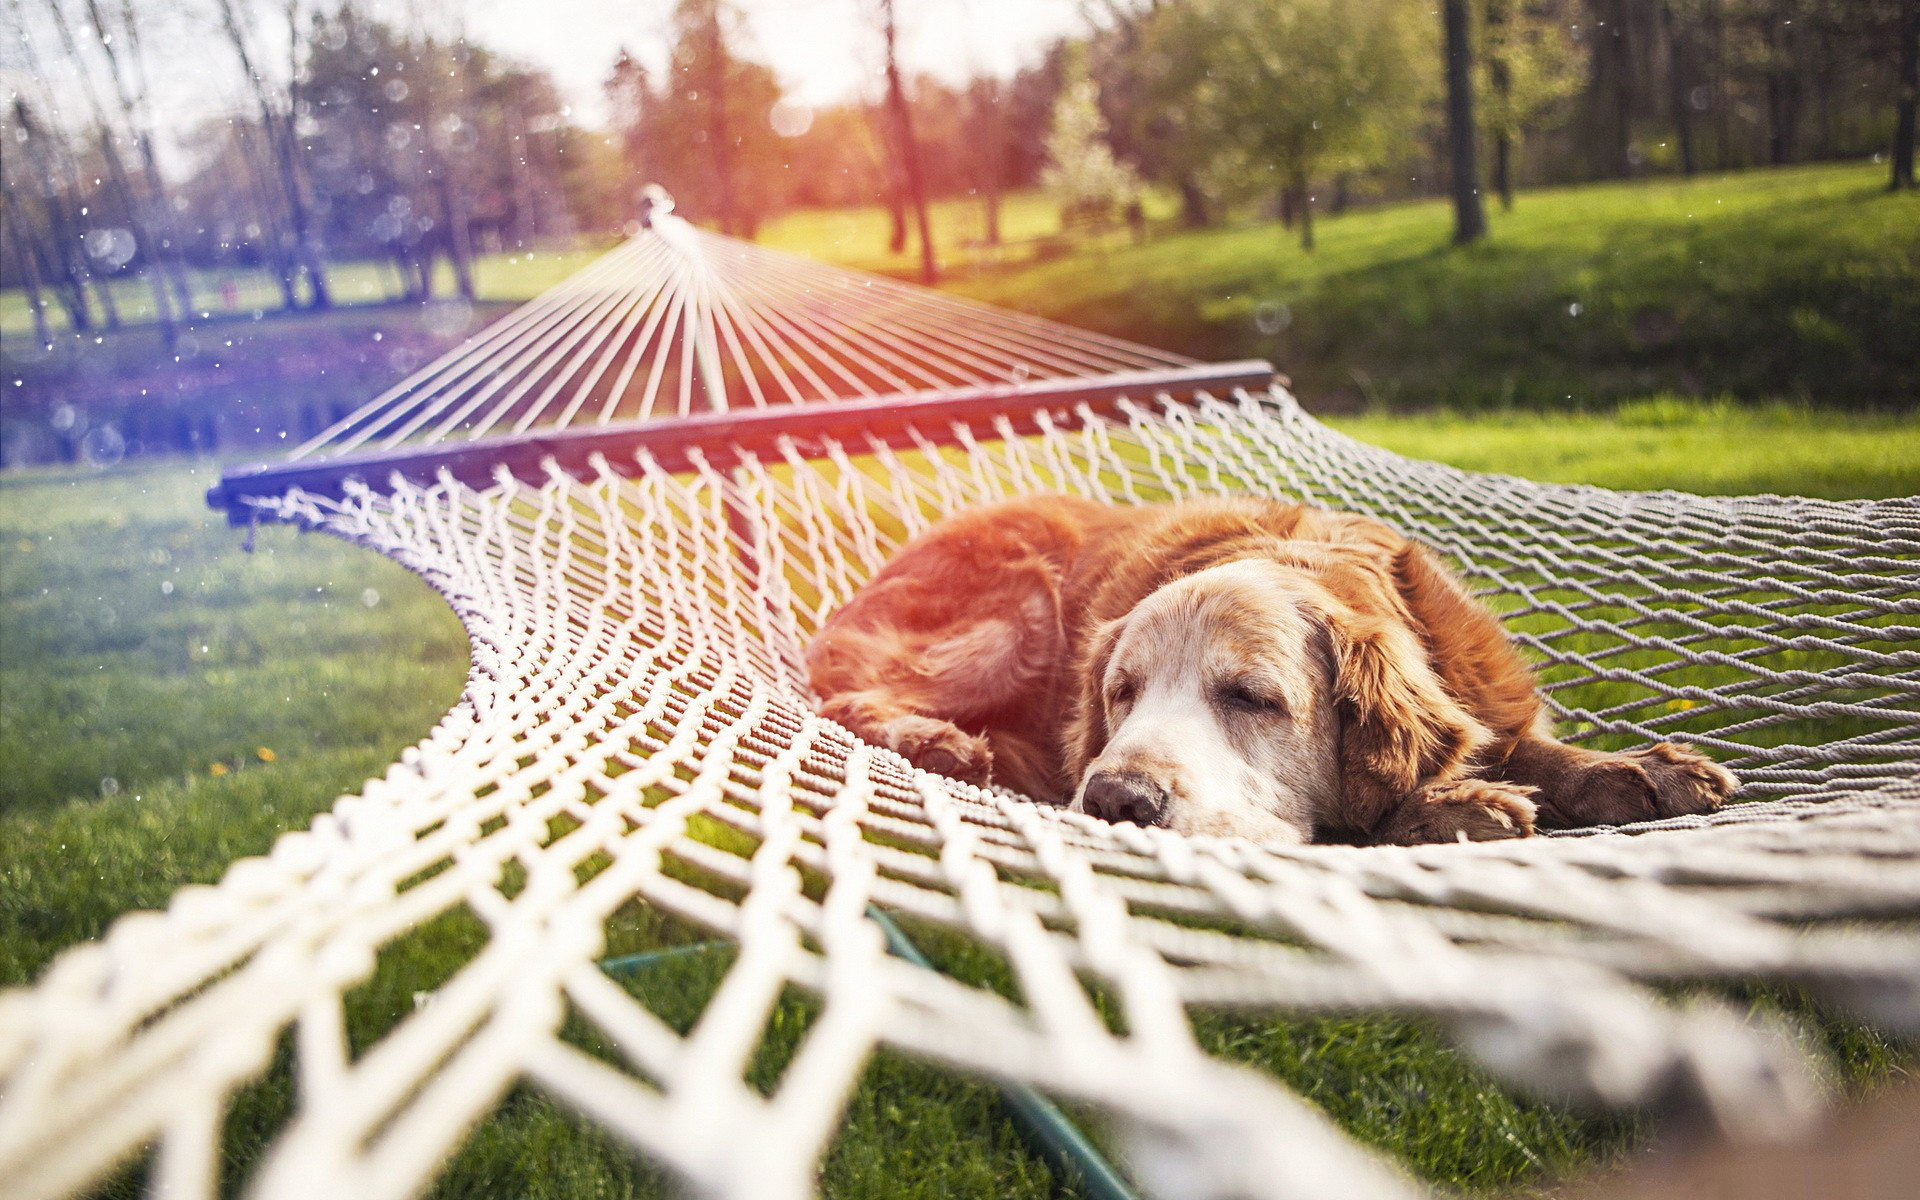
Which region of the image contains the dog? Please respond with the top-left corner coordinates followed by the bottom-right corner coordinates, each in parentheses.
top-left (806, 494), bottom-right (1736, 845)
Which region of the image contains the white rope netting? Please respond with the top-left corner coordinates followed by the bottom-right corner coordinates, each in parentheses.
top-left (3, 221), bottom-right (1917, 1200)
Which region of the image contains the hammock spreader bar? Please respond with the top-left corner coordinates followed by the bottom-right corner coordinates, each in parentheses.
top-left (206, 360), bottom-right (1274, 519)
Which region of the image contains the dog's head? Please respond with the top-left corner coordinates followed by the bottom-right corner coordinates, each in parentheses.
top-left (1065, 558), bottom-right (1484, 843)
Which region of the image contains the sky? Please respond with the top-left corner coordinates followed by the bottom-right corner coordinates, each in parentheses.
top-left (450, 0), bottom-right (1089, 126)
top-left (6, 0), bottom-right (1092, 149)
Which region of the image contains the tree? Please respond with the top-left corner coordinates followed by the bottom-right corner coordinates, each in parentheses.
top-left (878, 0), bottom-right (937, 282)
top-left (1660, 0), bottom-right (1699, 175)
top-left (1141, 0), bottom-right (1435, 250)
top-left (1, 187), bottom-right (55, 345)
top-left (214, 0), bottom-right (331, 308)
top-left (1896, 0), bottom-right (1919, 189)
top-left (967, 77), bottom-right (1006, 245)
top-left (1089, 0), bottom-right (1214, 228)
top-left (2, 77), bottom-right (117, 332)
top-left (1443, 0), bottom-right (1489, 243)
top-left (605, 4), bottom-right (784, 235)
top-left (1040, 65), bottom-right (1140, 231)
top-left (1483, 0), bottom-right (1581, 207)
top-left (690, 0), bottom-right (742, 236)
top-left (39, 0), bottom-right (185, 343)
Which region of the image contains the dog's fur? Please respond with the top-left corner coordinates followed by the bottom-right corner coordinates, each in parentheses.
top-left (806, 495), bottom-right (1735, 845)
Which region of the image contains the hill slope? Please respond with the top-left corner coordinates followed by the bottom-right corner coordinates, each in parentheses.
top-left (931, 163), bottom-right (1919, 410)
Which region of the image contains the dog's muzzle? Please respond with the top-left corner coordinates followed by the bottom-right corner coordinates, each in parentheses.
top-left (1080, 771), bottom-right (1169, 826)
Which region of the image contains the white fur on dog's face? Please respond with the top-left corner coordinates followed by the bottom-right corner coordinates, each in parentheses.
top-left (1071, 560), bottom-right (1342, 842)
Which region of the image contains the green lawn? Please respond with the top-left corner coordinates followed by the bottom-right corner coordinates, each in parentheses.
top-left (936, 162), bottom-right (1919, 411)
top-left (755, 188), bottom-right (1177, 276)
top-left (1336, 399), bottom-right (1920, 499)
top-left (3, 408), bottom-right (1911, 1198)
top-left (0, 249), bottom-right (608, 337)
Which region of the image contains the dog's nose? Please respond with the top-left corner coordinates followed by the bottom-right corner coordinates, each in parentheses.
top-left (1080, 771), bottom-right (1168, 826)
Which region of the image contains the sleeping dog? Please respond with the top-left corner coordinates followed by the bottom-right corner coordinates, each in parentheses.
top-left (806, 495), bottom-right (1735, 845)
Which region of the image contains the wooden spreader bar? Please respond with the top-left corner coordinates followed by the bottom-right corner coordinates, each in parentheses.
top-left (207, 361), bottom-right (1273, 519)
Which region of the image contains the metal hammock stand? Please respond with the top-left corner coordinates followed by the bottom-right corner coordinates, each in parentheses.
top-left (4, 209), bottom-right (1917, 1200)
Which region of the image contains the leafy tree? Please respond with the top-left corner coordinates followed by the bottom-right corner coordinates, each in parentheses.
top-left (877, 0), bottom-right (936, 281)
top-left (1140, 0), bottom-right (1436, 249)
top-left (1483, 0), bottom-right (1581, 207)
top-left (605, 1), bottom-right (783, 236)
top-left (1897, 0), bottom-right (1919, 189)
top-left (213, 0), bottom-right (332, 309)
top-left (1040, 63), bottom-right (1141, 231)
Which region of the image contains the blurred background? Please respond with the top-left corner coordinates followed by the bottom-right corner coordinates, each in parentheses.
top-left (2, 0), bottom-right (1916, 468)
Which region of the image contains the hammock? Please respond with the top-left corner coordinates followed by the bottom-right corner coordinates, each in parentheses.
top-left (3, 210), bottom-right (1917, 1200)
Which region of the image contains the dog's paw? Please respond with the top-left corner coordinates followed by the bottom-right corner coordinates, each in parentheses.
top-left (878, 715), bottom-right (993, 786)
top-left (1625, 741), bottom-right (1737, 817)
top-left (1549, 742), bottom-right (1735, 826)
top-left (1377, 779), bottom-right (1538, 845)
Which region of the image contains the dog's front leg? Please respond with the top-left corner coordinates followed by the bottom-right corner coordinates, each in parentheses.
top-left (1368, 778), bottom-right (1539, 845)
top-left (817, 690), bottom-right (994, 786)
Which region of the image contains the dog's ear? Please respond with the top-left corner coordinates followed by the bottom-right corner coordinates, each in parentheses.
top-left (1330, 610), bottom-right (1488, 799)
top-left (1062, 615), bottom-right (1126, 781)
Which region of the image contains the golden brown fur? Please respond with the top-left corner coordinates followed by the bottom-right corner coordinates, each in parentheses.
top-left (806, 495), bottom-right (1735, 845)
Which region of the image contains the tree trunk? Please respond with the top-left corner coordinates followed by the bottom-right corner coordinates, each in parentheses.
top-left (96, 129), bottom-right (181, 346)
top-left (40, 0), bottom-right (178, 345)
top-left (881, 0), bottom-right (936, 283)
top-left (1442, 0), bottom-right (1488, 244)
top-left (14, 180), bottom-right (93, 332)
top-left (704, 4), bottom-right (741, 237)
top-left (2, 194), bottom-right (55, 345)
top-left (1177, 174), bottom-right (1210, 228)
top-left (972, 84), bottom-right (1003, 246)
top-left (1486, 0), bottom-right (1514, 209)
top-left (1706, 0), bottom-right (1733, 169)
top-left (1609, 0), bottom-right (1636, 176)
top-left (86, 0), bottom-right (197, 320)
top-left (510, 108), bottom-right (540, 247)
top-left (885, 171), bottom-right (908, 254)
top-left (1762, 10), bottom-right (1797, 166)
top-left (279, 0), bottom-right (329, 308)
top-left (92, 267), bottom-right (122, 329)
top-left (1662, 0), bottom-right (1696, 177)
top-left (236, 122), bottom-right (301, 311)
top-left (434, 43), bottom-right (478, 301)
top-left (1292, 175), bottom-right (1314, 251)
top-left (439, 178), bottom-right (477, 301)
top-left (1896, 0), bottom-right (1919, 191)
top-left (216, 0), bottom-right (330, 308)
top-left (11, 149), bottom-right (89, 331)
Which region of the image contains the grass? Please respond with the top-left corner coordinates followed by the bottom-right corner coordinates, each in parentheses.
top-left (3, 404), bottom-right (1913, 1198)
top-left (0, 248), bottom-right (607, 337)
top-left (938, 161), bottom-right (1920, 410)
top-left (0, 463), bottom-right (470, 983)
top-left (755, 188), bottom-right (1177, 276)
top-left (1330, 399), bottom-right (1920, 499)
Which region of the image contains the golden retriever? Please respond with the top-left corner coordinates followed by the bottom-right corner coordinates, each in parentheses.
top-left (806, 495), bottom-right (1735, 845)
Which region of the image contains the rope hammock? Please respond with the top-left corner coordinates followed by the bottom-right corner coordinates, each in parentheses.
top-left (4, 210), bottom-right (1918, 1200)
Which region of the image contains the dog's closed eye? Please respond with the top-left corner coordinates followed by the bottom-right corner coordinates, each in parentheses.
top-left (1217, 681), bottom-right (1284, 714)
top-left (1106, 676), bottom-right (1137, 707)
